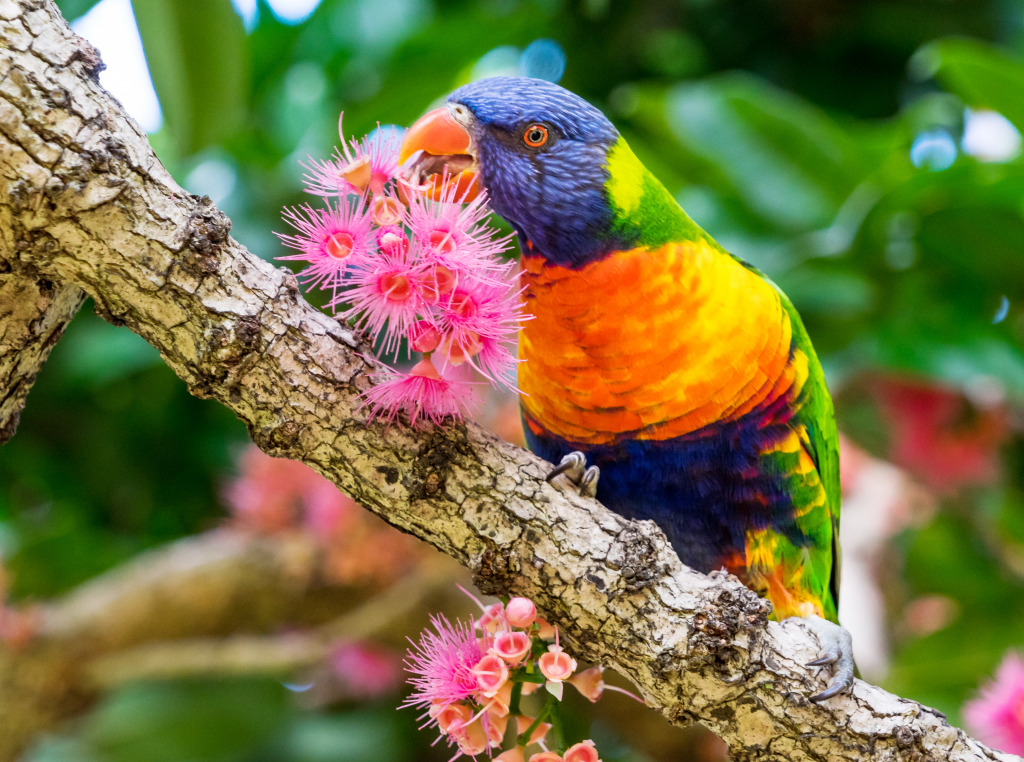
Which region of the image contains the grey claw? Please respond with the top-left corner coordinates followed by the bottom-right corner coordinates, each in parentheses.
top-left (580, 465), bottom-right (600, 498)
top-left (546, 451), bottom-right (587, 485)
top-left (805, 654), bottom-right (837, 667)
top-left (803, 614), bottom-right (855, 702)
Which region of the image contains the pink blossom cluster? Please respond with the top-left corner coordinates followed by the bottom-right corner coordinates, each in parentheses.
top-left (276, 115), bottom-right (527, 427)
top-left (964, 650), bottom-right (1024, 755)
top-left (223, 445), bottom-right (423, 586)
top-left (403, 592), bottom-right (640, 760)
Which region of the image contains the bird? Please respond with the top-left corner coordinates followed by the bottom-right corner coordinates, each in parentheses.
top-left (399, 76), bottom-right (854, 701)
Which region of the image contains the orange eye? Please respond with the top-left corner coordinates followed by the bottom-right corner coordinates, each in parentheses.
top-left (523, 124), bottom-right (549, 148)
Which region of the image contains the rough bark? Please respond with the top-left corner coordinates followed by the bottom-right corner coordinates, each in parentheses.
top-left (0, 1), bottom-right (1017, 760)
top-left (0, 262), bottom-right (84, 442)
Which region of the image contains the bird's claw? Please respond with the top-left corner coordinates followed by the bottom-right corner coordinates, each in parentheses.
top-left (546, 451), bottom-right (600, 498)
top-left (803, 615), bottom-right (855, 702)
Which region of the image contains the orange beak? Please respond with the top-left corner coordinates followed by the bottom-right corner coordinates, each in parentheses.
top-left (399, 107), bottom-right (480, 202)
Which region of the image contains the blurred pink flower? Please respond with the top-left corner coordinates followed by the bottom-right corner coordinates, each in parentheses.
top-left (223, 445), bottom-right (420, 585)
top-left (538, 630), bottom-right (577, 683)
top-left (964, 651), bottom-right (1024, 755)
top-left (329, 640), bottom-right (403, 700)
top-left (872, 376), bottom-right (1008, 494)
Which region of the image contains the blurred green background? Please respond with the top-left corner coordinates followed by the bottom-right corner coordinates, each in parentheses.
top-left (2, 0), bottom-right (1024, 759)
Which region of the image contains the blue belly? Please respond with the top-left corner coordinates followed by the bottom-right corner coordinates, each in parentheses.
top-left (524, 413), bottom-right (811, 574)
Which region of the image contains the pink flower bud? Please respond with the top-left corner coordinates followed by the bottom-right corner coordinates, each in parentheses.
top-left (564, 740), bottom-right (601, 762)
top-left (535, 617), bottom-right (556, 640)
top-left (568, 665), bottom-right (605, 702)
top-left (484, 711), bottom-right (507, 747)
top-left (485, 680), bottom-right (514, 719)
top-left (538, 644), bottom-right (577, 682)
top-left (476, 602), bottom-right (505, 632)
top-left (528, 753), bottom-right (563, 762)
top-left (520, 680), bottom-right (540, 696)
top-left (493, 630), bottom-right (532, 665)
top-left (472, 651), bottom-right (509, 697)
top-left (449, 717), bottom-right (489, 756)
top-left (505, 597), bottom-right (536, 628)
top-left (339, 156), bottom-right (372, 191)
top-left (516, 714), bottom-right (551, 746)
top-left (376, 226), bottom-right (408, 259)
top-left (371, 195), bottom-right (404, 227)
top-left (408, 320), bottom-right (442, 353)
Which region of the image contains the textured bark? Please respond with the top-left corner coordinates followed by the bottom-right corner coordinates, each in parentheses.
top-left (0, 263), bottom-right (84, 442)
top-left (0, 1), bottom-right (1017, 760)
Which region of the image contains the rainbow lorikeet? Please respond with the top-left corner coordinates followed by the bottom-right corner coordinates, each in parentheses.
top-left (400, 77), bottom-right (854, 700)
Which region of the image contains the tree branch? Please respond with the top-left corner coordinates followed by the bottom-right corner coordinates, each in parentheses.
top-left (0, 2), bottom-right (1016, 760)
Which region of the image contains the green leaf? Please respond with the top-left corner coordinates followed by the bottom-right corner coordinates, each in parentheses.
top-left (130, 0), bottom-right (249, 156)
top-left (662, 73), bottom-right (867, 231)
top-left (921, 37), bottom-right (1024, 131)
top-left (54, 0), bottom-right (104, 22)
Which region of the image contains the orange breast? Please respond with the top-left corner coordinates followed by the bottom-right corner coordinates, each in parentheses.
top-left (518, 240), bottom-right (797, 445)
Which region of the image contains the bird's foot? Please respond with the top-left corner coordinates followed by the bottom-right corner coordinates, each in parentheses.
top-left (546, 451), bottom-right (600, 498)
top-left (803, 615), bottom-right (855, 702)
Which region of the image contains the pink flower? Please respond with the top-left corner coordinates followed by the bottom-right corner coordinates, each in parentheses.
top-left (403, 614), bottom-right (488, 712)
top-left (964, 651), bottom-right (1024, 755)
top-left (493, 631), bottom-right (532, 665)
top-left (483, 710), bottom-right (508, 747)
top-left (407, 319), bottom-right (442, 353)
top-left (360, 357), bottom-right (475, 428)
top-left (564, 740), bottom-right (601, 762)
top-left (505, 597), bottom-right (536, 629)
top-left (276, 199), bottom-right (375, 300)
top-left (535, 618), bottom-right (556, 640)
top-left (434, 277), bottom-right (525, 390)
top-left (303, 116), bottom-right (400, 197)
top-left (339, 256), bottom-right (423, 354)
top-left (370, 194), bottom-right (405, 227)
top-left (539, 644), bottom-right (577, 683)
top-left (472, 651), bottom-right (509, 697)
top-left (406, 185), bottom-right (512, 276)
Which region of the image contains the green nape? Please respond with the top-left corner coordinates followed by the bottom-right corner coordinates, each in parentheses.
top-left (604, 137), bottom-right (710, 251)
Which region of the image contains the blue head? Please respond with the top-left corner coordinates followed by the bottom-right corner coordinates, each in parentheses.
top-left (447, 77), bottom-right (623, 267)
